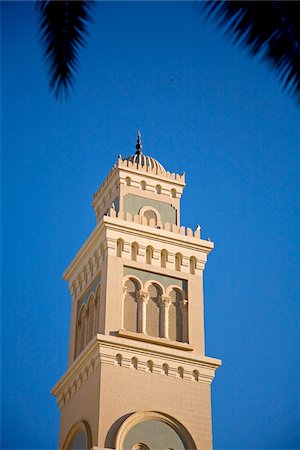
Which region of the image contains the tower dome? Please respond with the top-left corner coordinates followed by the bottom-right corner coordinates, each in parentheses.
top-left (123, 130), bottom-right (166, 173)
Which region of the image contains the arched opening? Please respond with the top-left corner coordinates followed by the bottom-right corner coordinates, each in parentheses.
top-left (123, 278), bottom-right (140, 333)
top-left (140, 180), bottom-right (146, 190)
top-left (161, 249), bottom-right (168, 268)
top-left (115, 411), bottom-right (197, 450)
top-left (131, 242), bottom-right (139, 261)
top-left (146, 360), bottom-right (153, 372)
top-left (75, 305), bottom-right (88, 357)
top-left (190, 257), bottom-right (197, 274)
top-left (156, 184), bottom-right (162, 194)
top-left (162, 363), bottom-right (169, 375)
top-left (171, 188), bottom-right (176, 198)
top-left (168, 289), bottom-right (184, 342)
top-left (87, 296), bottom-right (95, 342)
top-left (131, 357), bottom-right (138, 369)
top-left (125, 176), bottom-right (131, 186)
top-left (143, 209), bottom-right (157, 226)
top-left (146, 246), bottom-right (153, 264)
top-left (116, 239), bottom-right (124, 257)
top-left (63, 421), bottom-right (92, 450)
top-left (146, 283), bottom-right (162, 337)
top-left (175, 253), bottom-right (182, 271)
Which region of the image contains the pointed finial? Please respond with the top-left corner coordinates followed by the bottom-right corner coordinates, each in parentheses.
top-left (135, 129), bottom-right (143, 154)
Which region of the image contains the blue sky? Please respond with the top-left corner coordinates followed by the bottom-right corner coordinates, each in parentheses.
top-left (1, 2), bottom-right (299, 449)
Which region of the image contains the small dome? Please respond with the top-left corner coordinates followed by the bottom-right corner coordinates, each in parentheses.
top-left (124, 152), bottom-right (165, 173)
top-left (123, 130), bottom-right (166, 173)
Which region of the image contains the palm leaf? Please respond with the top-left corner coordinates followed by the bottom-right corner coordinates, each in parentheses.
top-left (199, 1), bottom-right (300, 103)
top-left (36, 0), bottom-right (94, 99)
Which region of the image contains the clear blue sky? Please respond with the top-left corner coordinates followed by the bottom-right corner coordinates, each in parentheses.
top-left (2, 2), bottom-right (299, 449)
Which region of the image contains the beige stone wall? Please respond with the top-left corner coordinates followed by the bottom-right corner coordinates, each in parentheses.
top-left (58, 365), bottom-right (101, 449)
top-left (98, 362), bottom-right (213, 450)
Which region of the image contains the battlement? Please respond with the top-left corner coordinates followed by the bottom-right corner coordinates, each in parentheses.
top-left (105, 206), bottom-right (201, 239)
top-left (93, 156), bottom-right (185, 206)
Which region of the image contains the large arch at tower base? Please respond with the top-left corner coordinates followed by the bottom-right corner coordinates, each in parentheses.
top-left (115, 411), bottom-right (197, 450)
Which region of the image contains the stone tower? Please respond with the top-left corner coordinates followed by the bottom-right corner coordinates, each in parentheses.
top-left (52, 132), bottom-right (221, 450)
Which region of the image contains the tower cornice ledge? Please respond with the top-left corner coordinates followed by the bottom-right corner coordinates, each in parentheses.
top-left (52, 334), bottom-right (222, 407)
top-left (63, 215), bottom-right (214, 282)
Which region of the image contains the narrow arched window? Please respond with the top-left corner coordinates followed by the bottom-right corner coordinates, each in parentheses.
top-left (125, 176), bottom-right (131, 186)
top-left (161, 249), bottom-right (168, 268)
top-left (147, 283), bottom-right (162, 337)
top-left (171, 188), bottom-right (176, 198)
top-left (190, 257), bottom-right (197, 274)
top-left (156, 184), bottom-right (162, 194)
top-left (131, 242), bottom-right (139, 261)
top-left (175, 253), bottom-right (182, 271)
top-left (140, 180), bottom-right (146, 190)
top-left (123, 278), bottom-right (140, 332)
top-left (87, 298), bottom-right (95, 342)
top-left (146, 246), bottom-right (153, 264)
top-left (77, 306), bottom-right (87, 354)
top-left (116, 239), bottom-right (124, 257)
top-left (143, 209), bottom-right (157, 226)
top-left (169, 289), bottom-right (184, 342)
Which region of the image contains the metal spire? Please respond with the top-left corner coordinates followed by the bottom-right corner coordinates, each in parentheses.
top-left (135, 129), bottom-right (143, 154)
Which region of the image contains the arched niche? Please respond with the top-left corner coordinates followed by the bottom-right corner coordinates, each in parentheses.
top-left (63, 421), bottom-right (92, 450)
top-left (115, 411), bottom-right (196, 450)
top-left (123, 277), bottom-right (141, 332)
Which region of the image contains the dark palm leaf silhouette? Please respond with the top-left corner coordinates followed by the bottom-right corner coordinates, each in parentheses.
top-left (36, 0), bottom-right (94, 99)
top-left (199, 1), bottom-right (300, 103)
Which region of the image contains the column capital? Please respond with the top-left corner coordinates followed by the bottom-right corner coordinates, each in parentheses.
top-left (180, 299), bottom-right (188, 311)
top-left (161, 295), bottom-right (172, 308)
top-left (138, 290), bottom-right (149, 303)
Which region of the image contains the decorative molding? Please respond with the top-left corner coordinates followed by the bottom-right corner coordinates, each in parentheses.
top-left (117, 329), bottom-right (193, 351)
top-left (52, 335), bottom-right (221, 409)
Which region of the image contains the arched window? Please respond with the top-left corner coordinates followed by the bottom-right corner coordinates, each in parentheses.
top-left (87, 297), bottom-right (95, 342)
top-left (140, 180), bottom-right (146, 190)
top-left (143, 209), bottom-right (157, 226)
top-left (123, 278), bottom-right (140, 332)
top-left (125, 176), bottom-right (131, 186)
top-left (146, 246), bottom-right (153, 264)
top-left (116, 239), bottom-right (124, 257)
top-left (168, 289), bottom-right (184, 342)
top-left (175, 253), bottom-right (182, 271)
top-left (94, 284), bottom-right (100, 334)
top-left (161, 249), bottom-right (168, 268)
top-left (156, 184), bottom-right (162, 194)
top-left (63, 421), bottom-right (92, 450)
top-left (171, 188), bottom-right (176, 198)
top-left (131, 242), bottom-right (139, 261)
top-left (190, 257), bottom-right (197, 274)
top-left (146, 283), bottom-right (162, 337)
top-left (76, 305), bottom-right (88, 355)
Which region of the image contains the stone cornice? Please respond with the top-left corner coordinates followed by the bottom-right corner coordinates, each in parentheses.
top-left (64, 215), bottom-right (213, 282)
top-left (52, 334), bottom-right (221, 408)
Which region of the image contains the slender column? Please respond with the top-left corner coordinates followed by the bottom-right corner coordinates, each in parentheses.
top-left (160, 295), bottom-right (171, 339)
top-left (181, 299), bottom-right (189, 342)
top-left (138, 290), bottom-right (149, 334)
top-left (120, 286), bottom-right (127, 330)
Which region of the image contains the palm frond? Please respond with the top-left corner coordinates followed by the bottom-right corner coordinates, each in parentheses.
top-left (199, 1), bottom-right (300, 103)
top-left (36, 0), bottom-right (94, 100)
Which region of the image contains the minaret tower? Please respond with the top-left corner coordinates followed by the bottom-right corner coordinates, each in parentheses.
top-left (52, 132), bottom-right (221, 450)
